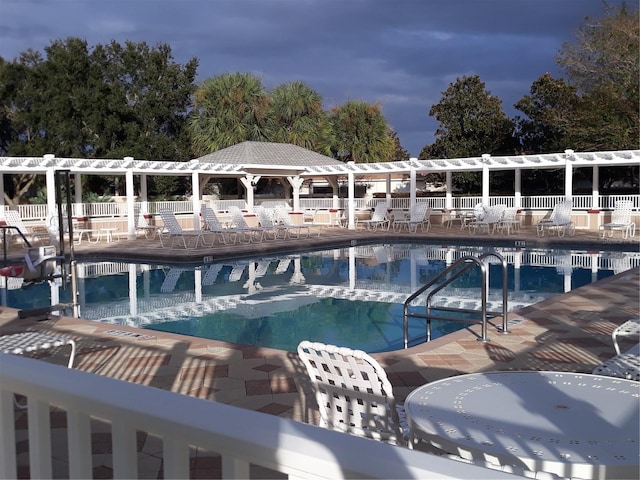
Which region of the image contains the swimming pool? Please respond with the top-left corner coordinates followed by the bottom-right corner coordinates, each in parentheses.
top-left (3, 243), bottom-right (639, 352)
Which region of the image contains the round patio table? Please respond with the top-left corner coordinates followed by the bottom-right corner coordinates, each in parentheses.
top-left (404, 371), bottom-right (639, 480)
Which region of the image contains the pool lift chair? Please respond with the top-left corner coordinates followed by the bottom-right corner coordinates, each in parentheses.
top-left (297, 340), bottom-right (413, 448)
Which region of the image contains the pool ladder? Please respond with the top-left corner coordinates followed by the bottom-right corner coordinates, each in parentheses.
top-left (402, 251), bottom-right (509, 348)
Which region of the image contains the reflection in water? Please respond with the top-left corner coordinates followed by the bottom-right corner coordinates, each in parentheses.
top-left (2, 243), bottom-right (638, 352)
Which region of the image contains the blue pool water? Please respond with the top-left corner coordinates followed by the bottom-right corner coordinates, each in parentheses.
top-left (3, 243), bottom-right (638, 352)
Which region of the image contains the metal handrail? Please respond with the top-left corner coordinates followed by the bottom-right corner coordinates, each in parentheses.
top-left (403, 251), bottom-right (509, 347)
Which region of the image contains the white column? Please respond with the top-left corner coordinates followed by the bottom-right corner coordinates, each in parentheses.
top-left (239, 175), bottom-right (256, 212)
top-left (564, 149), bottom-right (574, 201)
top-left (129, 264), bottom-right (138, 316)
top-left (591, 165), bottom-right (600, 210)
top-left (140, 174), bottom-right (149, 213)
top-left (445, 172), bottom-right (453, 209)
top-left (125, 163), bottom-right (135, 239)
top-left (385, 174), bottom-right (391, 205)
top-left (287, 176), bottom-right (304, 211)
top-left (409, 166), bottom-right (416, 208)
top-left (0, 173), bottom-right (4, 209)
top-left (74, 173), bottom-right (83, 217)
top-left (327, 177), bottom-right (339, 210)
top-left (514, 168), bottom-right (521, 209)
top-left (481, 154), bottom-right (490, 205)
top-left (194, 268), bottom-right (202, 303)
top-left (44, 157), bottom-right (56, 218)
top-left (348, 170), bottom-right (355, 229)
top-left (349, 246), bottom-right (356, 290)
top-left (191, 171), bottom-right (201, 230)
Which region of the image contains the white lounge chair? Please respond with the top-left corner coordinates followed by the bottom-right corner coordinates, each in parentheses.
top-left (161, 268), bottom-right (185, 293)
top-left (2, 210), bottom-right (51, 246)
top-left (392, 203), bottom-right (431, 232)
top-left (158, 210), bottom-right (211, 249)
top-left (359, 202), bottom-right (390, 231)
top-left (274, 207), bottom-right (317, 238)
top-left (592, 343), bottom-right (640, 381)
top-left (612, 318), bottom-right (640, 355)
top-left (228, 207), bottom-right (265, 243)
top-left (254, 206), bottom-right (286, 240)
top-left (468, 204), bottom-right (506, 234)
top-left (200, 206), bottom-right (237, 245)
top-left (134, 207), bottom-right (163, 240)
top-left (297, 340), bottom-right (412, 447)
top-left (536, 200), bottom-right (575, 237)
top-left (202, 264), bottom-right (223, 286)
top-left (599, 200), bottom-right (636, 239)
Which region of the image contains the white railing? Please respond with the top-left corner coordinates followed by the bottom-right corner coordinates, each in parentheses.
top-left (8, 194), bottom-right (640, 222)
top-left (0, 354), bottom-right (511, 480)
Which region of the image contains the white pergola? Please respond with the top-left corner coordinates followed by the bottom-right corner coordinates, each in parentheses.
top-left (1, 144), bottom-right (638, 236)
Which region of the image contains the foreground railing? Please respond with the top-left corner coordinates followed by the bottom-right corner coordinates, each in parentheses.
top-left (0, 354), bottom-right (512, 479)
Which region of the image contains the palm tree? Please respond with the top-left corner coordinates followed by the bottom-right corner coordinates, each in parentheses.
top-left (267, 81), bottom-right (333, 155)
top-left (188, 73), bottom-right (270, 155)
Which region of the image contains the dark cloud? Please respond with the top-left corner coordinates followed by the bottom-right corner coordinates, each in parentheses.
top-left (0, 0), bottom-right (627, 156)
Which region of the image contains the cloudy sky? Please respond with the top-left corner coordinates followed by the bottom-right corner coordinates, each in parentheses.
top-left (0, 0), bottom-right (623, 157)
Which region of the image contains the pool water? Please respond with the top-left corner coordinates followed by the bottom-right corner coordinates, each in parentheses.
top-left (3, 243), bottom-right (638, 352)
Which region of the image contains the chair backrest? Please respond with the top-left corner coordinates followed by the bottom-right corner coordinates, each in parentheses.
top-left (611, 200), bottom-right (633, 224)
top-left (297, 340), bottom-right (405, 446)
top-left (552, 200), bottom-right (573, 225)
top-left (229, 207), bottom-right (251, 230)
top-left (410, 202), bottom-right (430, 222)
top-left (370, 202), bottom-right (389, 221)
top-left (473, 203), bottom-right (486, 220)
top-left (484, 204), bottom-right (506, 223)
top-left (159, 210), bottom-right (183, 234)
top-left (201, 206), bottom-right (224, 231)
top-left (3, 210), bottom-right (27, 231)
top-left (254, 206), bottom-right (276, 228)
top-left (502, 207), bottom-right (518, 222)
top-left (274, 207), bottom-right (294, 226)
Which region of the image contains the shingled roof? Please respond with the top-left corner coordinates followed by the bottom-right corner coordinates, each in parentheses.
top-left (195, 141), bottom-right (343, 168)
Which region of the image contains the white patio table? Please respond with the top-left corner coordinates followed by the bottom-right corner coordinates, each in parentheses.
top-left (404, 371), bottom-right (639, 480)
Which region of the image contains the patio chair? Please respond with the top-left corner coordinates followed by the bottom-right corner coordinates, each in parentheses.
top-left (302, 208), bottom-right (318, 225)
top-left (393, 203), bottom-right (431, 233)
top-left (498, 207), bottom-right (520, 235)
top-left (201, 264), bottom-right (223, 286)
top-left (536, 200), bottom-right (575, 237)
top-left (134, 207), bottom-right (163, 240)
top-left (200, 206), bottom-right (237, 245)
top-left (2, 210), bottom-right (51, 246)
top-left (612, 318), bottom-right (640, 355)
top-left (228, 206), bottom-right (266, 243)
top-left (160, 267), bottom-right (185, 293)
top-left (592, 343), bottom-right (640, 381)
top-left (158, 209), bottom-right (211, 249)
top-left (297, 340), bottom-right (412, 447)
top-left (467, 204), bottom-right (506, 234)
top-left (599, 200), bottom-right (636, 239)
top-left (274, 206), bottom-right (318, 238)
top-left (359, 202), bottom-right (390, 231)
top-left (254, 206), bottom-right (287, 240)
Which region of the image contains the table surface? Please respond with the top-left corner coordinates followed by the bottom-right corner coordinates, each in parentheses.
top-left (0, 332), bottom-right (76, 367)
top-left (404, 371), bottom-right (639, 480)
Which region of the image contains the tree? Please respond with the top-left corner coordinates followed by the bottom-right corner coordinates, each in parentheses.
top-left (1, 38), bottom-right (198, 204)
top-left (514, 73), bottom-right (580, 153)
top-left (389, 130), bottom-right (410, 161)
top-left (329, 101), bottom-right (394, 163)
top-left (514, 3), bottom-right (639, 153)
top-left (423, 75), bottom-right (516, 159)
top-left (188, 73), bottom-right (270, 155)
top-left (266, 81), bottom-right (333, 155)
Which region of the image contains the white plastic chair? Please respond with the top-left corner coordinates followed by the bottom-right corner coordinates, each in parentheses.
top-left (393, 203), bottom-right (431, 233)
top-left (201, 206), bottom-right (237, 245)
top-left (228, 206), bottom-right (265, 243)
top-left (599, 200), bottom-right (636, 239)
top-left (536, 200), bottom-right (575, 237)
top-left (274, 206), bottom-right (318, 238)
top-left (158, 210), bottom-right (210, 249)
top-left (468, 204), bottom-right (506, 234)
top-left (359, 202), bottom-right (390, 231)
top-left (2, 210), bottom-right (50, 246)
top-left (297, 340), bottom-right (411, 447)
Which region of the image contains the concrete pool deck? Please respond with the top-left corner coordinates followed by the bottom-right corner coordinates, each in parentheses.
top-left (1, 223), bottom-right (639, 477)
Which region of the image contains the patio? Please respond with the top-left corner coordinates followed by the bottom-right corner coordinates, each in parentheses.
top-left (1, 223), bottom-right (639, 478)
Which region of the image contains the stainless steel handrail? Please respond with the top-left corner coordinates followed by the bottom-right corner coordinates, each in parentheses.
top-left (402, 251), bottom-right (509, 348)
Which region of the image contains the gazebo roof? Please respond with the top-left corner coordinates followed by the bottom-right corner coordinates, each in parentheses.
top-left (195, 141), bottom-right (343, 169)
